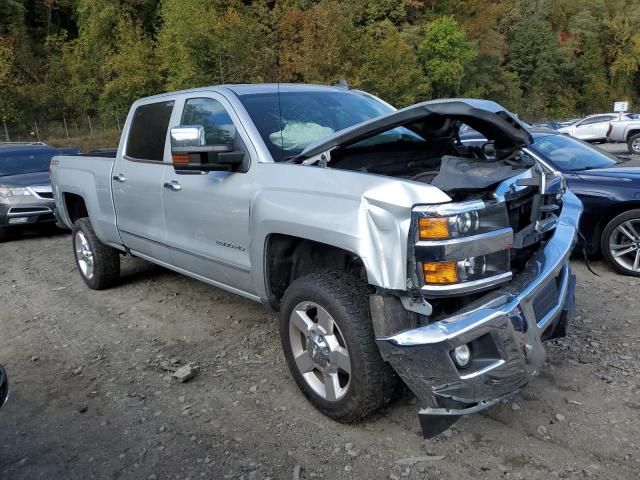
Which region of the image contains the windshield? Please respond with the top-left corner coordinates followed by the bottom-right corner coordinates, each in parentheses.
top-left (531, 134), bottom-right (618, 171)
top-left (0, 151), bottom-right (57, 177)
top-left (238, 91), bottom-right (397, 161)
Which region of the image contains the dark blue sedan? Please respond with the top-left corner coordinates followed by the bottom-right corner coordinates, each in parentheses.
top-left (528, 131), bottom-right (640, 276)
top-left (462, 128), bottom-right (640, 276)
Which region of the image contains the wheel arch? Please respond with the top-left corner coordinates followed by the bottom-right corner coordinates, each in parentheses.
top-left (264, 233), bottom-right (369, 310)
top-left (63, 192), bottom-right (89, 224)
top-left (626, 129), bottom-right (640, 142)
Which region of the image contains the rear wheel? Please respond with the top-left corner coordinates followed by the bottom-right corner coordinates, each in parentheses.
top-left (601, 210), bottom-right (640, 277)
top-left (72, 218), bottom-right (120, 289)
top-left (279, 270), bottom-right (398, 423)
top-left (628, 133), bottom-right (640, 155)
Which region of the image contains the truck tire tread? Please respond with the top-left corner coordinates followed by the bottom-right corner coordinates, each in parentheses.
top-left (72, 218), bottom-right (120, 289)
top-left (628, 133), bottom-right (640, 155)
top-left (279, 270), bottom-right (399, 424)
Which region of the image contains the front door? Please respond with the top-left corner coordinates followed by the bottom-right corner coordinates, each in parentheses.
top-left (162, 94), bottom-right (255, 296)
top-left (112, 100), bottom-right (175, 262)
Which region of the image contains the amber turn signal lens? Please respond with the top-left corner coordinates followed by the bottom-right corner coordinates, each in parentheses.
top-left (172, 153), bottom-right (190, 164)
top-left (418, 217), bottom-right (450, 240)
top-left (423, 261), bottom-right (459, 284)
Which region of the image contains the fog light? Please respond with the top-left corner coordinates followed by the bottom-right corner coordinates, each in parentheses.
top-left (452, 344), bottom-right (471, 368)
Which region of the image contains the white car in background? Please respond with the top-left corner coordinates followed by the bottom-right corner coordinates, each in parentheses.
top-left (558, 113), bottom-right (637, 142)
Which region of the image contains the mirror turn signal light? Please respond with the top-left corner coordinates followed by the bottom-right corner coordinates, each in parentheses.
top-left (418, 217), bottom-right (450, 240)
top-left (423, 261), bottom-right (459, 284)
top-left (172, 153), bottom-right (190, 164)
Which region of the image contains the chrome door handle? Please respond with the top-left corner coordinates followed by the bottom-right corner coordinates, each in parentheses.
top-left (112, 174), bottom-right (126, 183)
top-left (164, 181), bottom-right (182, 191)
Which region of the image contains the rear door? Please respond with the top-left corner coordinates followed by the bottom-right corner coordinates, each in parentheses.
top-left (112, 99), bottom-right (175, 261)
top-left (162, 94), bottom-right (256, 295)
top-left (574, 115), bottom-right (614, 140)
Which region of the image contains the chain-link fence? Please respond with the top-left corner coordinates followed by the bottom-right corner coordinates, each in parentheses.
top-left (2, 113), bottom-right (124, 150)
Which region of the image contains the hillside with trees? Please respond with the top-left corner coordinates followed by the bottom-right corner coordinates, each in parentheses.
top-left (1, 0), bottom-right (639, 138)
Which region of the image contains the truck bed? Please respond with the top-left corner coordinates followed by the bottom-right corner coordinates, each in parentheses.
top-left (50, 154), bottom-right (121, 247)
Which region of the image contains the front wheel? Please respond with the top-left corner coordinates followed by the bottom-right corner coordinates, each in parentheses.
top-left (628, 134), bottom-right (640, 155)
top-left (601, 210), bottom-right (640, 276)
top-left (72, 218), bottom-right (121, 289)
top-left (279, 271), bottom-right (398, 423)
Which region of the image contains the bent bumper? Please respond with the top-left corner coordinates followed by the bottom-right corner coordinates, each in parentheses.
top-left (376, 190), bottom-right (582, 438)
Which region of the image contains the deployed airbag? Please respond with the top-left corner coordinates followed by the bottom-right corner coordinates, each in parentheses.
top-left (269, 122), bottom-right (334, 151)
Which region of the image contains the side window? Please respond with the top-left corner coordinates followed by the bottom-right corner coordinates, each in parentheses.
top-left (583, 116), bottom-right (607, 125)
top-left (126, 101), bottom-right (174, 161)
top-left (181, 98), bottom-right (236, 145)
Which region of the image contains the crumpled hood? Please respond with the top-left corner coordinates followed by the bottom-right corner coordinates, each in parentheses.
top-left (295, 98), bottom-right (532, 161)
top-left (0, 171), bottom-right (51, 187)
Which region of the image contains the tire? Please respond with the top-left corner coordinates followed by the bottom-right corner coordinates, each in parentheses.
top-left (628, 133), bottom-right (640, 155)
top-left (0, 228), bottom-right (8, 242)
top-left (72, 218), bottom-right (120, 289)
top-left (279, 270), bottom-right (398, 423)
top-left (601, 209), bottom-right (640, 277)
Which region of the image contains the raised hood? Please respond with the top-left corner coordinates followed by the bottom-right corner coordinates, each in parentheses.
top-left (295, 99), bottom-right (533, 161)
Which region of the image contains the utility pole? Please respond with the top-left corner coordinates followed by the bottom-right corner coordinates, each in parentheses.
top-left (115, 111), bottom-right (121, 133)
top-left (63, 116), bottom-right (69, 139)
top-left (34, 121), bottom-right (41, 142)
top-left (87, 115), bottom-right (93, 136)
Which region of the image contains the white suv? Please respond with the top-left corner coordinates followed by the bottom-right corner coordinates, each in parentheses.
top-left (558, 113), bottom-right (635, 142)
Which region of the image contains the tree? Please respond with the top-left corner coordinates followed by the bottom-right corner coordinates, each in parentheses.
top-left (354, 21), bottom-right (430, 106)
top-left (418, 16), bottom-right (478, 98)
top-left (279, 0), bottom-right (359, 83)
top-left (100, 16), bottom-right (161, 115)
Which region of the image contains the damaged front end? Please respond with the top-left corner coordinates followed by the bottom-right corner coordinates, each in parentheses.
top-left (296, 98), bottom-right (582, 437)
top-left (375, 177), bottom-right (581, 438)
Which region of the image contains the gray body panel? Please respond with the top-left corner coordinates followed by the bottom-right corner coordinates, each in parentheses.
top-left (608, 118), bottom-right (640, 142)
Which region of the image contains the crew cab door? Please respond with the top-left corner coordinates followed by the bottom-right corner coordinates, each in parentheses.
top-left (112, 100), bottom-right (175, 261)
top-left (162, 94), bottom-right (255, 295)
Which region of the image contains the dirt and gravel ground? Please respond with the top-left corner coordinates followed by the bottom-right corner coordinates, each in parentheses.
top-left (1, 141), bottom-right (639, 480)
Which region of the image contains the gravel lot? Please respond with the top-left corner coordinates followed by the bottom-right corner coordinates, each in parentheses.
top-left (1, 148), bottom-right (639, 479)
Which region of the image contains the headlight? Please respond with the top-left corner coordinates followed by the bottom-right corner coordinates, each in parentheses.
top-left (0, 186), bottom-right (33, 200)
top-left (416, 201), bottom-right (507, 241)
top-left (413, 201), bottom-right (513, 294)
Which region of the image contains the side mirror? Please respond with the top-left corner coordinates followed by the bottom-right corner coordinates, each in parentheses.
top-left (170, 125), bottom-right (244, 172)
top-left (0, 365), bottom-right (8, 408)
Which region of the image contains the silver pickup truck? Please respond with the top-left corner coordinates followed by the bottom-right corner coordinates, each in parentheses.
top-left (51, 84), bottom-right (581, 437)
top-left (608, 117), bottom-right (640, 154)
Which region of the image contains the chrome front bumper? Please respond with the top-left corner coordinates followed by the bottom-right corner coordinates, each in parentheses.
top-left (376, 190), bottom-right (582, 437)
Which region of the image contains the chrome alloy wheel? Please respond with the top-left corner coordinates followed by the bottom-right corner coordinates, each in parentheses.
top-left (75, 230), bottom-right (95, 279)
top-left (289, 302), bottom-right (351, 402)
top-left (632, 137), bottom-right (640, 154)
top-left (609, 219), bottom-right (640, 272)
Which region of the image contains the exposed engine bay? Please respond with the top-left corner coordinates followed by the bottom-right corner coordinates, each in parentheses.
top-left (328, 136), bottom-right (536, 199)
top-left (294, 101), bottom-right (537, 199)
